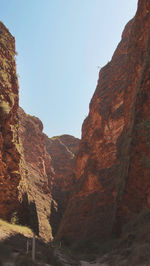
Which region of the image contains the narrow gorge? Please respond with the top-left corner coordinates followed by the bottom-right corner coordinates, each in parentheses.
top-left (0, 22), bottom-right (79, 241)
top-left (1, 0), bottom-right (150, 265)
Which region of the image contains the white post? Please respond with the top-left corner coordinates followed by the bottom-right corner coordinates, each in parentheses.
top-left (32, 232), bottom-right (36, 261)
top-left (26, 238), bottom-right (29, 254)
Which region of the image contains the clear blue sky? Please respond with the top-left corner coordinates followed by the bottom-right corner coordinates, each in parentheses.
top-left (1, 0), bottom-right (138, 138)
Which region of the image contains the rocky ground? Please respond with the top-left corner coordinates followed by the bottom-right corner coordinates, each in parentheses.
top-left (1, 216), bottom-right (150, 266)
top-left (0, 219), bottom-right (80, 266)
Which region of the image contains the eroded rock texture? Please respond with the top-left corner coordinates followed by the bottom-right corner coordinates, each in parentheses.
top-left (0, 23), bottom-right (54, 240)
top-left (45, 135), bottom-right (79, 236)
top-left (0, 21), bottom-right (79, 241)
top-left (57, 0), bottom-right (150, 242)
top-left (0, 22), bottom-right (21, 220)
top-left (18, 108), bottom-right (54, 241)
top-left (18, 110), bottom-right (79, 240)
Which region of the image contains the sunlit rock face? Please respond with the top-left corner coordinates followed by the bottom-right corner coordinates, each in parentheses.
top-left (57, 0), bottom-right (150, 242)
top-left (0, 23), bottom-right (53, 241)
top-left (45, 135), bottom-right (80, 236)
top-left (18, 108), bottom-right (80, 240)
top-left (0, 22), bottom-right (21, 220)
top-left (18, 107), bottom-right (54, 241)
top-left (17, 110), bottom-right (80, 241)
top-left (0, 21), bottom-right (79, 241)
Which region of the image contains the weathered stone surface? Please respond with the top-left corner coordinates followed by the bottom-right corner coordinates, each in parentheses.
top-left (18, 109), bottom-right (79, 240)
top-left (45, 134), bottom-right (79, 236)
top-left (57, 0), bottom-right (150, 242)
top-left (115, 0), bottom-right (150, 233)
top-left (0, 22), bottom-right (21, 220)
top-left (0, 25), bottom-right (55, 240)
top-left (0, 21), bottom-right (79, 241)
top-left (18, 107), bottom-right (54, 241)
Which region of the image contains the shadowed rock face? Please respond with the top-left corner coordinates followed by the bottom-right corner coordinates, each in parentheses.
top-left (0, 22), bottom-right (79, 240)
top-left (57, 0), bottom-right (150, 242)
top-left (18, 108), bottom-right (54, 241)
top-left (0, 22), bottom-right (21, 220)
top-left (45, 135), bottom-right (79, 236)
top-left (18, 109), bottom-right (80, 240)
top-left (17, 110), bottom-right (80, 240)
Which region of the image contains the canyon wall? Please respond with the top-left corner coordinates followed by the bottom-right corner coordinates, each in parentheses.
top-left (18, 111), bottom-right (80, 240)
top-left (18, 108), bottom-right (54, 240)
top-left (45, 135), bottom-right (79, 235)
top-left (0, 23), bottom-right (54, 240)
top-left (57, 0), bottom-right (150, 243)
top-left (0, 22), bottom-right (79, 241)
top-left (0, 22), bottom-right (21, 220)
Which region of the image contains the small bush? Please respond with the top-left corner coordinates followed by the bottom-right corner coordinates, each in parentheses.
top-left (10, 211), bottom-right (19, 225)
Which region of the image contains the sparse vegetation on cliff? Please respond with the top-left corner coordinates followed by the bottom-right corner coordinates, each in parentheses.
top-left (0, 218), bottom-right (33, 239)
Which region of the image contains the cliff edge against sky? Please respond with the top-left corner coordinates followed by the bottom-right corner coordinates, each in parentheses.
top-left (0, 22), bottom-right (20, 220)
top-left (57, 0), bottom-right (150, 243)
top-left (0, 22), bottom-right (80, 241)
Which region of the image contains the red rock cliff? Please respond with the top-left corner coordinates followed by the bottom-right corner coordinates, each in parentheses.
top-left (18, 108), bottom-right (54, 241)
top-left (18, 109), bottom-right (79, 240)
top-left (45, 135), bottom-right (79, 235)
top-left (0, 23), bottom-right (54, 240)
top-left (0, 22), bottom-right (21, 220)
top-left (0, 22), bottom-right (79, 241)
top-left (57, 0), bottom-right (150, 242)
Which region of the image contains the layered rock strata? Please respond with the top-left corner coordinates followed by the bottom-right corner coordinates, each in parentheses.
top-left (57, 0), bottom-right (150, 242)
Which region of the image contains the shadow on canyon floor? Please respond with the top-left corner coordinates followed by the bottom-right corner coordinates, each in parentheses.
top-left (0, 233), bottom-right (53, 265)
top-left (0, 231), bottom-right (79, 266)
top-left (1, 208), bottom-right (150, 265)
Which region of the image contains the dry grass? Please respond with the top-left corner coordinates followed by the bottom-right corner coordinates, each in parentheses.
top-left (0, 218), bottom-right (33, 241)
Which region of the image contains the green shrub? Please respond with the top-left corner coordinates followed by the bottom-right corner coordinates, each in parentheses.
top-left (10, 211), bottom-right (19, 225)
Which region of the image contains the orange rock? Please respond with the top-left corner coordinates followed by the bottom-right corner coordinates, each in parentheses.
top-left (45, 134), bottom-right (79, 236)
top-left (57, 0), bottom-right (150, 242)
top-left (0, 22), bottom-right (79, 241)
top-left (18, 107), bottom-right (54, 241)
top-left (0, 22), bottom-right (21, 220)
top-left (18, 109), bottom-right (79, 240)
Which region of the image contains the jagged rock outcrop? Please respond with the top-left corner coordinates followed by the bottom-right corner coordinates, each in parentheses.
top-left (0, 22), bottom-right (79, 240)
top-left (0, 22), bottom-right (21, 220)
top-left (57, 0), bottom-right (150, 243)
top-left (18, 110), bottom-right (80, 239)
top-left (45, 135), bottom-right (79, 235)
top-left (0, 22), bottom-right (54, 240)
top-left (18, 107), bottom-right (54, 241)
